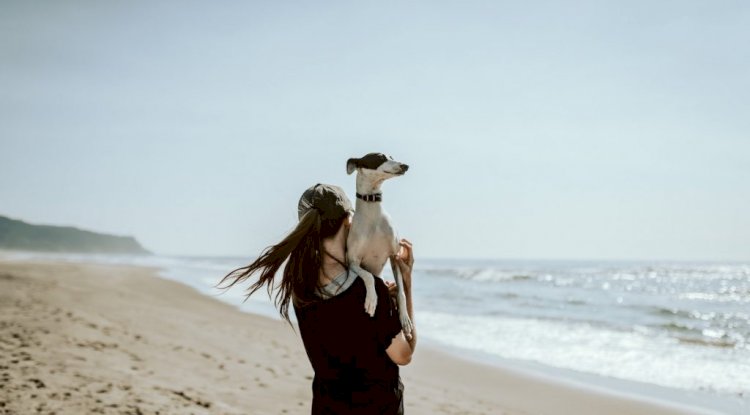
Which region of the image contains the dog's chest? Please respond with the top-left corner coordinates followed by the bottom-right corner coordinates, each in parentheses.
top-left (360, 249), bottom-right (391, 276)
top-left (350, 217), bottom-right (397, 274)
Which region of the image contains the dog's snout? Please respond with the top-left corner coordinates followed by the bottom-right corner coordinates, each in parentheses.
top-left (401, 164), bottom-right (409, 172)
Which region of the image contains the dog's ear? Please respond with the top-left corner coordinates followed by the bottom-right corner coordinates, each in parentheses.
top-left (346, 158), bottom-right (359, 175)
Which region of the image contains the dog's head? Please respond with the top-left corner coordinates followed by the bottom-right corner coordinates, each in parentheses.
top-left (346, 153), bottom-right (409, 179)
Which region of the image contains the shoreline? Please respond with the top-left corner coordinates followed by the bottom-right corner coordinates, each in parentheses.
top-left (422, 341), bottom-right (744, 415)
top-left (0, 257), bottom-right (739, 414)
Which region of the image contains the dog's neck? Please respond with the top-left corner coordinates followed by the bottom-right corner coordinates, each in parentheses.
top-left (355, 174), bottom-right (385, 195)
top-left (354, 174), bottom-right (384, 211)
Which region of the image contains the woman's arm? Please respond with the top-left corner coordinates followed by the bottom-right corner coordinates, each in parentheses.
top-left (386, 239), bottom-right (417, 365)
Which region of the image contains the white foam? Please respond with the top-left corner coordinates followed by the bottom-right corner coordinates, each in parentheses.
top-left (419, 311), bottom-right (750, 395)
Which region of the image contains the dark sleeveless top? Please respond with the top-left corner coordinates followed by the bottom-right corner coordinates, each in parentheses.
top-left (294, 276), bottom-right (404, 414)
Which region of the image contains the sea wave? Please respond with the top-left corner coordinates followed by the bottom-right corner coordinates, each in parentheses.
top-left (419, 311), bottom-right (750, 395)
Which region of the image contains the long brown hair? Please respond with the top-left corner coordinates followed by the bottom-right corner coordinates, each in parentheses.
top-left (216, 207), bottom-right (348, 323)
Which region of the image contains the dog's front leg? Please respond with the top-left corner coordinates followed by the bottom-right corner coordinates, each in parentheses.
top-left (349, 262), bottom-right (378, 317)
top-left (390, 256), bottom-right (413, 339)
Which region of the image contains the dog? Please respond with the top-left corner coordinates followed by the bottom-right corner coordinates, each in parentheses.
top-left (346, 152), bottom-right (414, 339)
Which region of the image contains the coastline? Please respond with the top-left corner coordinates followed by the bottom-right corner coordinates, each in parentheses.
top-left (0, 257), bottom-right (735, 414)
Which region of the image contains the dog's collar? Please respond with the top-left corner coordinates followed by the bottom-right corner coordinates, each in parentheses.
top-left (356, 192), bottom-right (382, 202)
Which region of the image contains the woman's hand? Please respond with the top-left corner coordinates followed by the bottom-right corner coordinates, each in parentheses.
top-left (395, 238), bottom-right (413, 291)
top-left (386, 238), bottom-right (414, 296)
top-left (385, 280), bottom-right (397, 298)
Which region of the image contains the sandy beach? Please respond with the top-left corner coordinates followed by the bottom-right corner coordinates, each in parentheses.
top-left (0, 259), bottom-right (724, 415)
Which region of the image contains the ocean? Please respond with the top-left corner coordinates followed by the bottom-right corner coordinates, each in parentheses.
top-left (6, 252), bottom-right (749, 413)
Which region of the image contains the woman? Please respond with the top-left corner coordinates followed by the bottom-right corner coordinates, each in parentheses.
top-left (217, 183), bottom-right (417, 414)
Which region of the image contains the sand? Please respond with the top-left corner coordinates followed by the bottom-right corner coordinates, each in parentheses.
top-left (0, 259), bottom-right (722, 415)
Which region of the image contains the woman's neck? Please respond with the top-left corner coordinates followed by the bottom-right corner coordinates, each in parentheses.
top-left (319, 227), bottom-right (348, 284)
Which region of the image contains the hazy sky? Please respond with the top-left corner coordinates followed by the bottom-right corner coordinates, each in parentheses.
top-left (1, 1), bottom-right (748, 261)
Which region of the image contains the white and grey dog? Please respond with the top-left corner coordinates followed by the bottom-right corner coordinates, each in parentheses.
top-left (346, 152), bottom-right (414, 339)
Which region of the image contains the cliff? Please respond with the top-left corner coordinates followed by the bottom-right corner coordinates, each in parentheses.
top-left (0, 215), bottom-right (151, 254)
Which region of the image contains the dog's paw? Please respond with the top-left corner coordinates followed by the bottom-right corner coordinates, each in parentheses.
top-left (364, 291), bottom-right (378, 317)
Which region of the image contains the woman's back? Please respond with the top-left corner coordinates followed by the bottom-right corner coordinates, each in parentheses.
top-left (295, 276), bottom-right (403, 414)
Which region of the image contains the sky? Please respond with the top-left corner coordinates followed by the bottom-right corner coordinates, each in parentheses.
top-left (1, 1), bottom-right (748, 261)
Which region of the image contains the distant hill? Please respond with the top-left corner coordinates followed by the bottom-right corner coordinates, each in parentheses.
top-left (0, 215), bottom-right (151, 254)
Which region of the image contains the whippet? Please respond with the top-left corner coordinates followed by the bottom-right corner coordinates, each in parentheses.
top-left (346, 152), bottom-right (414, 339)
